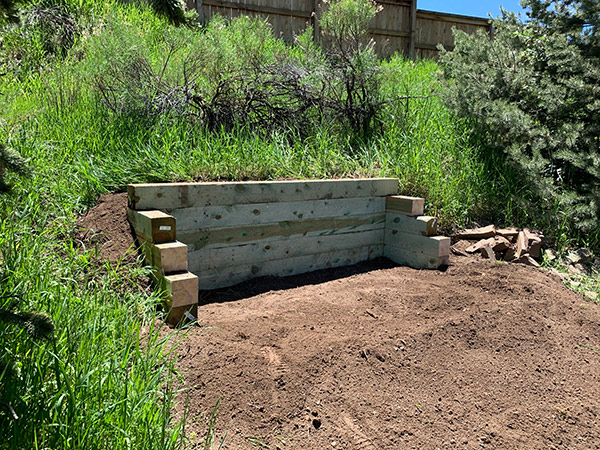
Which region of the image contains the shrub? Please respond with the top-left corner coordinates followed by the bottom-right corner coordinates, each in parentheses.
top-left (439, 3), bottom-right (600, 247)
top-left (95, 0), bottom-right (385, 138)
top-left (320, 0), bottom-right (383, 136)
top-left (149, 0), bottom-right (196, 26)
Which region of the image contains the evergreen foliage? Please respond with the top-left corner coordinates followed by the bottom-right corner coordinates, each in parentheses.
top-left (439, 1), bottom-right (600, 246)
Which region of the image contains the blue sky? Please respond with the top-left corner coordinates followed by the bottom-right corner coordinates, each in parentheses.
top-left (418, 0), bottom-right (527, 18)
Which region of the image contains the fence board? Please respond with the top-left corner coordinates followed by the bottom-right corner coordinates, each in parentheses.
top-left (184, 0), bottom-right (491, 59)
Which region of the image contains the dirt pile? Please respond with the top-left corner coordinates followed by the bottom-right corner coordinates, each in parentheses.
top-left (75, 195), bottom-right (600, 448)
top-left (75, 192), bottom-right (137, 264)
top-left (178, 257), bottom-right (600, 449)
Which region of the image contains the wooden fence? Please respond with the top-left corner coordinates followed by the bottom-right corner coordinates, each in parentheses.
top-left (184, 0), bottom-right (491, 58)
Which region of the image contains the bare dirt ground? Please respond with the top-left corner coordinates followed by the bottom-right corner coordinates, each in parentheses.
top-left (79, 193), bottom-right (600, 449)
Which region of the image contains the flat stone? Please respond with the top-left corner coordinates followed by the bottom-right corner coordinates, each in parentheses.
top-left (513, 254), bottom-right (540, 267)
top-left (452, 225), bottom-right (496, 240)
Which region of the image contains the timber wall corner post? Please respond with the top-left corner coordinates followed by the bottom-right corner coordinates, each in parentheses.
top-left (383, 195), bottom-right (450, 269)
top-left (127, 202), bottom-right (198, 326)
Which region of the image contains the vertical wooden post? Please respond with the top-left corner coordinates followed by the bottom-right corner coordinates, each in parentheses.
top-left (408, 0), bottom-right (417, 59)
top-left (313, 0), bottom-right (321, 46)
top-left (196, 0), bottom-right (205, 24)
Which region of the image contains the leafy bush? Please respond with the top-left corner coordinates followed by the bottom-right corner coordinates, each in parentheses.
top-left (317, 0), bottom-right (382, 135)
top-left (95, 0), bottom-right (385, 138)
top-left (439, 1), bottom-right (600, 248)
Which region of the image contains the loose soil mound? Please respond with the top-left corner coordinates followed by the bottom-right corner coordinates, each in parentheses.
top-left (180, 257), bottom-right (600, 449)
top-left (76, 195), bottom-right (600, 448)
top-left (76, 192), bottom-right (136, 264)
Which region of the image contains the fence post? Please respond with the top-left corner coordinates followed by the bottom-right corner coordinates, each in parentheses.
top-left (195, 0), bottom-right (205, 24)
top-left (313, 0), bottom-right (321, 46)
top-left (408, 0), bottom-right (417, 58)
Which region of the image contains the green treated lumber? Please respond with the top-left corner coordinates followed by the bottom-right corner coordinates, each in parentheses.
top-left (172, 196), bottom-right (386, 233)
top-left (386, 195), bottom-right (424, 216)
top-left (127, 208), bottom-right (176, 243)
top-left (139, 239), bottom-right (188, 274)
top-left (384, 230), bottom-right (450, 257)
top-left (385, 211), bottom-right (438, 236)
top-left (384, 245), bottom-right (449, 269)
top-left (163, 272), bottom-right (198, 308)
top-left (178, 213), bottom-right (386, 251)
top-left (127, 178), bottom-right (399, 210)
top-left (188, 229), bottom-right (384, 273)
top-left (167, 304), bottom-right (198, 327)
top-left (196, 245), bottom-right (383, 290)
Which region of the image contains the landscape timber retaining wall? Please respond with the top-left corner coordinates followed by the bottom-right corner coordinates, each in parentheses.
top-left (127, 179), bottom-right (450, 324)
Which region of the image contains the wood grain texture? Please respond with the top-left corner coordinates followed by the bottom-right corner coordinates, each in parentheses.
top-left (164, 272), bottom-right (199, 308)
top-left (385, 211), bottom-right (437, 236)
top-left (178, 213), bottom-right (386, 251)
top-left (385, 195), bottom-right (425, 216)
top-left (173, 196), bottom-right (386, 232)
top-left (384, 245), bottom-right (449, 269)
top-left (154, 242), bottom-right (189, 273)
top-left (189, 228), bottom-right (384, 273)
top-left (184, 0), bottom-right (490, 58)
top-left (197, 245), bottom-right (383, 290)
top-left (127, 208), bottom-right (176, 243)
top-left (127, 178), bottom-right (398, 210)
top-left (384, 231), bottom-right (450, 257)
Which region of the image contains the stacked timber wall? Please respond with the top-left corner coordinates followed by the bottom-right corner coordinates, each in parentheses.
top-left (127, 179), bottom-right (450, 324)
top-left (184, 0), bottom-right (491, 59)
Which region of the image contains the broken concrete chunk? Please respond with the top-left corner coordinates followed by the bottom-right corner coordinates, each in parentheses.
top-left (492, 236), bottom-right (512, 252)
top-left (480, 244), bottom-right (496, 261)
top-left (496, 227), bottom-right (519, 240)
top-left (450, 240), bottom-right (471, 256)
top-left (515, 231), bottom-right (528, 259)
top-left (465, 237), bottom-right (496, 253)
top-left (514, 254), bottom-right (540, 267)
top-left (452, 225), bottom-right (496, 240)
